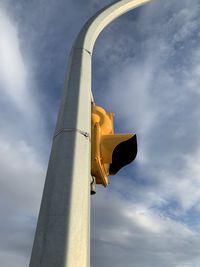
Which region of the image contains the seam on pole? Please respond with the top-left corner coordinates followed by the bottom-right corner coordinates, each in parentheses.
top-left (54, 128), bottom-right (90, 140)
top-left (72, 46), bottom-right (92, 56)
top-left (83, 48), bottom-right (92, 56)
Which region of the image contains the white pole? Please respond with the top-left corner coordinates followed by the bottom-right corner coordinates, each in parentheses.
top-left (29, 1), bottom-right (151, 266)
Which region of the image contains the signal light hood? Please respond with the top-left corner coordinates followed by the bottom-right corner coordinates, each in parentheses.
top-left (109, 134), bottom-right (137, 175)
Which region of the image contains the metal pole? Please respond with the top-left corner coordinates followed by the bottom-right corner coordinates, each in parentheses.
top-left (29, 1), bottom-right (151, 266)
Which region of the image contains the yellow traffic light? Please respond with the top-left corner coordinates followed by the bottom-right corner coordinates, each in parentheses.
top-left (91, 104), bottom-right (137, 187)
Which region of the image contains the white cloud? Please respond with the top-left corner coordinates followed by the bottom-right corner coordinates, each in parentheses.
top-left (124, 206), bottom-right (164, 233)
top-left (0, 8), bottom-right (29, 108)
top-left (0, 5), bottom-right (50, 152)
top-left (91, 190), bottom-right (200, 267)
top-left (0, 137), bottom-right (45, 215)
top-left (0, 136), bottom-right (45, 266)
top-left (158, 150), bottom-right (200, 212)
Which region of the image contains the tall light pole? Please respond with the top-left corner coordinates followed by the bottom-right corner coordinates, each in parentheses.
top-left (29, 0), bottom-right (151, 266)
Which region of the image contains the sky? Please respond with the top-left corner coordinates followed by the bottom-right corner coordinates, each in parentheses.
top-left (1, 0), bottom-right (200, 266)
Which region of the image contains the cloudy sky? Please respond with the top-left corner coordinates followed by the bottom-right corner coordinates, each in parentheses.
top-left (1, 0), bottom-right (200, 266)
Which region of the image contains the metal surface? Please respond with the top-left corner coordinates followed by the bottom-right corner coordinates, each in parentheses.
top-left (29, 0), bottom-right (151, 266)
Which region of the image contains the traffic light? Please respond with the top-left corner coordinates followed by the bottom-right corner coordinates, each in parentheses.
top-left (91, 104), bottom-right (137, 187)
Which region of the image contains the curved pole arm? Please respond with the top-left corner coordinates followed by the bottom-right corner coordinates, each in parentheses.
top-left (74, 0), bottom-right (151, 54)
top-left (55, 0), bottom-right (152, 134)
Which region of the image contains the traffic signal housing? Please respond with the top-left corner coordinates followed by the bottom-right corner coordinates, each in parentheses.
top-left (91, 105), bottom-right (137, 187)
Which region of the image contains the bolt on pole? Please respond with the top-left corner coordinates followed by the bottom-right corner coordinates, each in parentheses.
top-left (29, 1), bottom-right (151, 266)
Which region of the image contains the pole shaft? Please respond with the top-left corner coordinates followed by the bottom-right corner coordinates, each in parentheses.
top-left (29, 48), bottom-right (91, 267)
